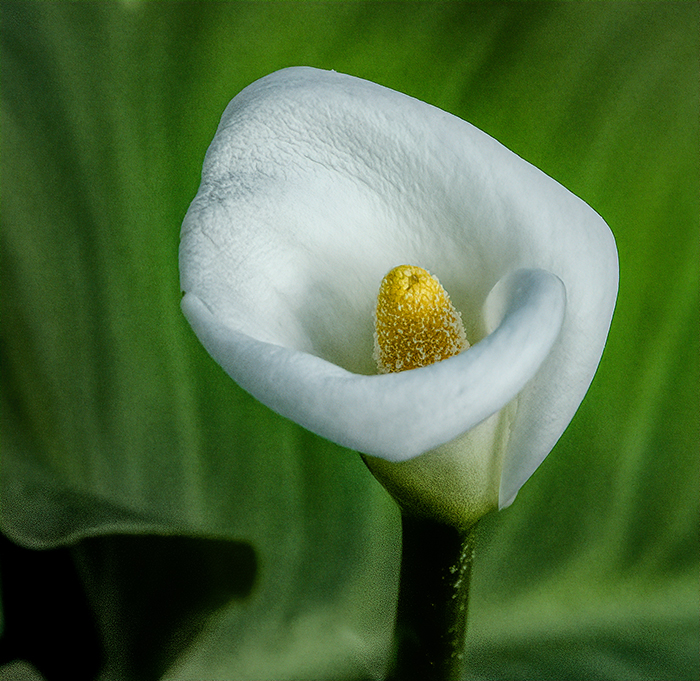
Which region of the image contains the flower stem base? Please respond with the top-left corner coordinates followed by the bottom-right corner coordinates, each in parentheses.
top-left (387, 514), bottom-right (476, 681)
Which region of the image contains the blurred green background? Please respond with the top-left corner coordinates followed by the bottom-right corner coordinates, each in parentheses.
top-left (1, 2), bottom-right (698, 680)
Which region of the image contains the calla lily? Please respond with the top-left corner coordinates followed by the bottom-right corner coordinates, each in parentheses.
top-left (180, 67), bottom-right (618, 526)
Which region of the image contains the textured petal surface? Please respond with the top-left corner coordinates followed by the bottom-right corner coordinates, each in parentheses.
top-left (180, 67), bottom-right (618, 503)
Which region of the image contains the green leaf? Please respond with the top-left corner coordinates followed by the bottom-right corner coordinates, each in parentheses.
top-left (1, 2), bottom-right (697, 680)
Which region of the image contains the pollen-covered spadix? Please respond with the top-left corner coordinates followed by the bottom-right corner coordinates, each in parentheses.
top-left (373, 265), bottom-right (469, 374)
top-left (180, 67), bottom-right (618, 510)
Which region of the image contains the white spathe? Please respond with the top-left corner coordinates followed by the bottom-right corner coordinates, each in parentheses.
top-left (180, 67), bottom-right (618, 511)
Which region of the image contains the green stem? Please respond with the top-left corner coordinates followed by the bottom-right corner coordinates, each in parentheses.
top-left (387, 514), bottom-right (476, 681)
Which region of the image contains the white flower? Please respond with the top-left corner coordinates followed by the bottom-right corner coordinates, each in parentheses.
top-left (179, 67), bottom-right (618, 526)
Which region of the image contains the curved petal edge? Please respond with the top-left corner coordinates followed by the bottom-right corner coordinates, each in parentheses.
top-left (182, 268), bottom-right (565, 463)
